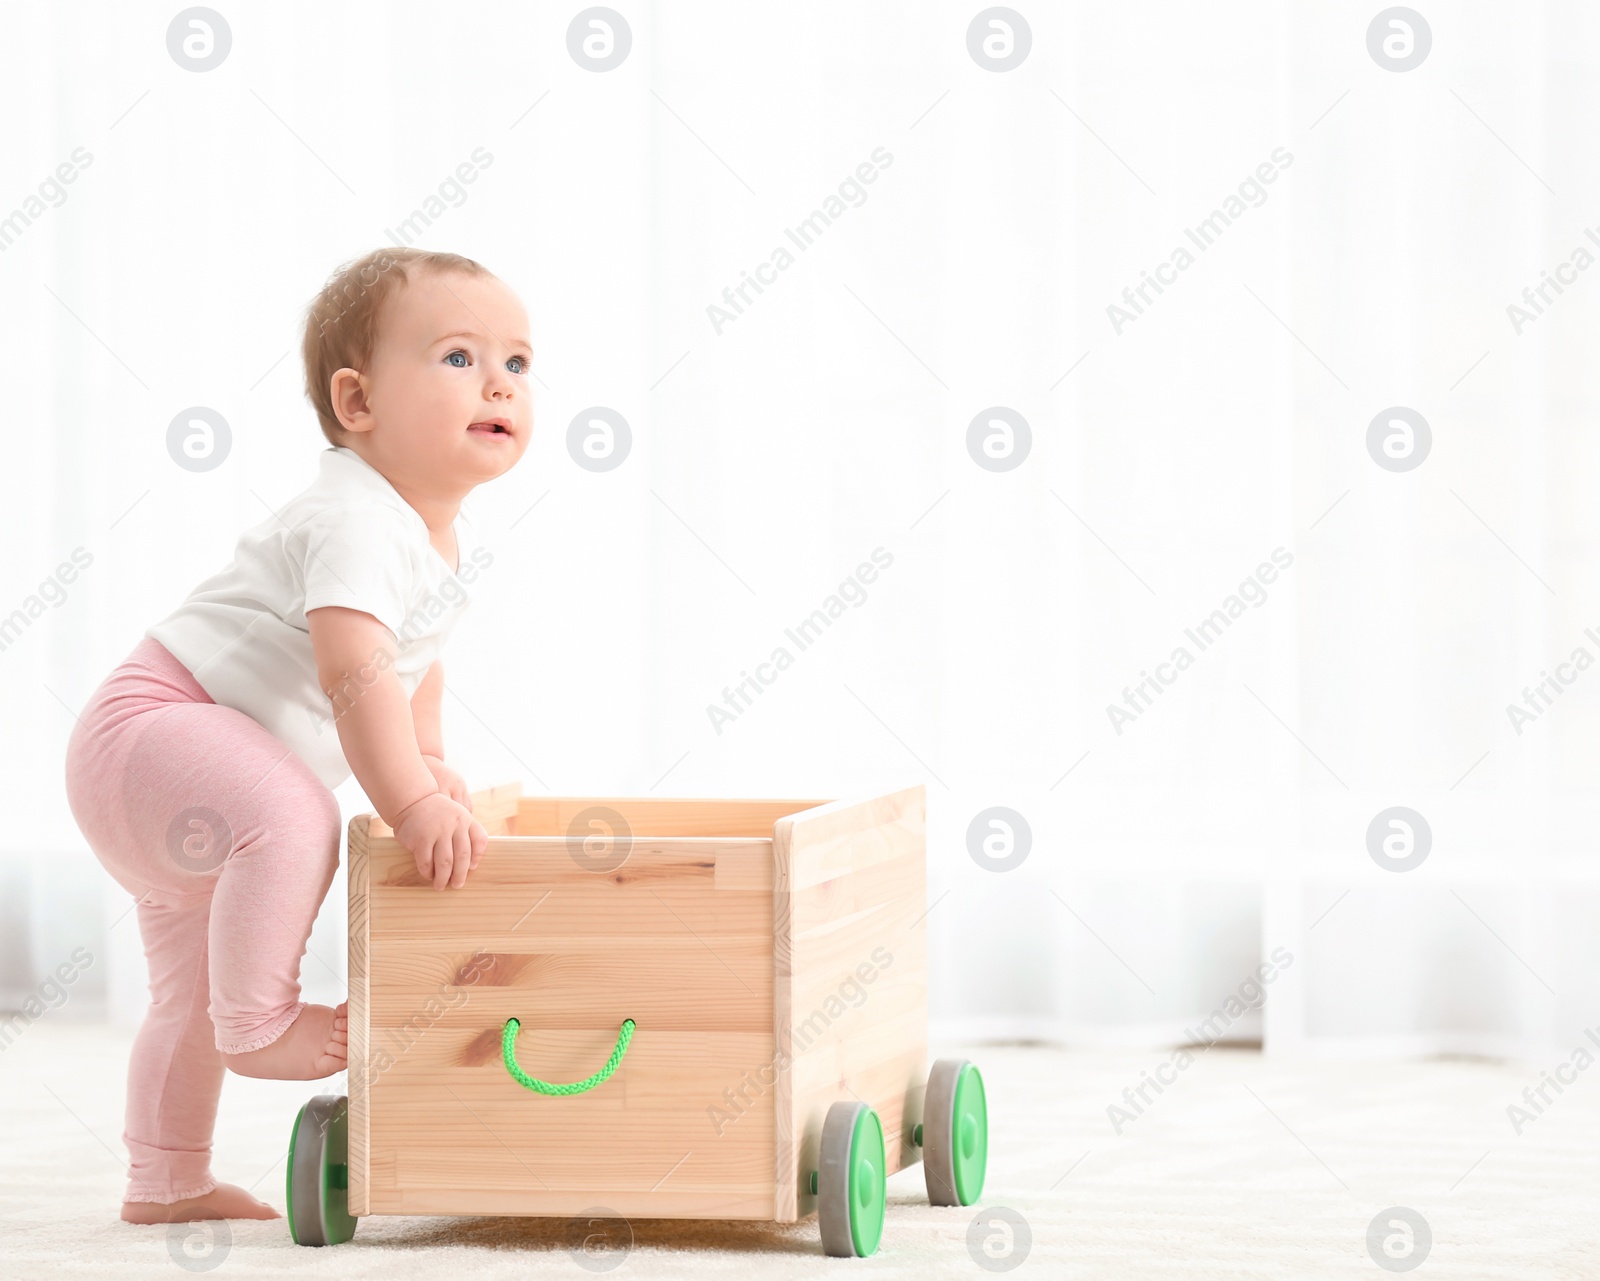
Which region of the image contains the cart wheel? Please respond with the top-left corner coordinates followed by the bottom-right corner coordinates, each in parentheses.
top-left (286, 1094), bottom-right (357, 1246)
top-left (816, 1100), bottom-right (886, 1257)
top-left (923, 1058), bottom-right (986, 1207)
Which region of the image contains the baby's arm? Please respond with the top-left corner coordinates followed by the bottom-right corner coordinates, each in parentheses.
top-left (307, 606), bottom-right (486, 887)
top-left (410, 658), bottom-right (446, 759)
top-left (409, 659), bottom-right (471, 808)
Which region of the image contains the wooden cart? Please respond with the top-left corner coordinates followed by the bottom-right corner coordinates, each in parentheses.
top-left (286, 782), bottom-right (988, 1258)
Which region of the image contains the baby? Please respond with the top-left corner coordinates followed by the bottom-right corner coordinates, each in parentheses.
top-left (62, 247), bottom-right (532, 1224)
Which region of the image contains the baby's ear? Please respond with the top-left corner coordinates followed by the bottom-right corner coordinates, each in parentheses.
top-left (329, 367), bottom-right (376, 433)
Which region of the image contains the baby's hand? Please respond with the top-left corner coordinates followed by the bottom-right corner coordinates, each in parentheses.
top-left (393, 793), bottom-right (488, 890)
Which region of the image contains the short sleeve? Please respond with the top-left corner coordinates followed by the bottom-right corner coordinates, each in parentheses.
top-left (298, 506), bottom-right (416, 636)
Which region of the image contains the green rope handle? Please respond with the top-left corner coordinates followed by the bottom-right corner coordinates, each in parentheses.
top-left (501, 1017), bottom-right (636, 1096)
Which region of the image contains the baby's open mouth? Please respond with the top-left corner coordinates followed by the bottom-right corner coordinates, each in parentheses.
top-left (468, 419), bottom-right (511, 436)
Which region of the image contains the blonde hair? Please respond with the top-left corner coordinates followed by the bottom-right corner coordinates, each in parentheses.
top-left (301, 247), bottom-right (493, 446)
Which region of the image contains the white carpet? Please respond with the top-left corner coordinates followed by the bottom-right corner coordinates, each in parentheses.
top-left (4, 1023), bottom-right (1598, 1278)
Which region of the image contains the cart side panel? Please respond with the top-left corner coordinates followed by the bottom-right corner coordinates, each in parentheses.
top-left (772, 785), bottom-right (928, 1223)
top-left (360, 829), bottom-right (778, 1219)
top-left (512, 795), bottom-right (826, 838)
top-left (347, 814), bottom-right (372, 1216)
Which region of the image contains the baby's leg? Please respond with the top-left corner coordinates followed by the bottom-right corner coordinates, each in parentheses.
top-left (63, 640), bottom-right (294, 1215)
top-left (196, 716), bottom-right (348, 1080)
top-left (119, 891), bottom-right (225, 1205)
top-left (117, 891), bottom-right (279, 1222)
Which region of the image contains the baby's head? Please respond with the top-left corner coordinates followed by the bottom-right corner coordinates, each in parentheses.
top-left (302, 247), bottom-right (532, 492)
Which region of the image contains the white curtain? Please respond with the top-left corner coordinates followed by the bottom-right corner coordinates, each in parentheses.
top-left (3, 0), bottom-right (1592, 1064)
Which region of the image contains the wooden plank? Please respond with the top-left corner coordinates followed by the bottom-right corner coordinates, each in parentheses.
top-left (367, 943), bottom-right (772, 1031)
top-left (364, 1184), bottom-right (775, 1220)
top-left (362, 1020), bottom-right (774, 1092)
top-left (364, 1026), bottom-right (776, 1216)
top-left (771, 785), bottom-right (927, 1223)
top-left (362, 931), bottom-right (772, 955)
top-left (347, 813), bottom-right (372, 1216)
top-left (371, 1028), bottom-right (775, 1110)
top-left (390, 1148), bottom-right (771, 1193)
top-left (374, 940), bottom-right (774, 1010)
top-left (369, 888), bottom-right (773, 944)
top-left (364, 835), bottom-right (771, 887)
top-left (514, 796), bottom-right (825, 838)
top-left (714, 845), bottom-right (773, 891)
top-left (363, 836), bottom-right (776, 945)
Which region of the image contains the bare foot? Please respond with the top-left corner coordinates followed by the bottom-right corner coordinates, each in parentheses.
top-left (122, 1181), bottom-right (281, 1223)
top-left (224, 1001), bottom-right (348, 1080)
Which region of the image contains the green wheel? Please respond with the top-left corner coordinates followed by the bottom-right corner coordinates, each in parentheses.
top-left (816, 1100), bottom-right (886, 1257)
top-left (286, 1094), bottom-right (357, 1246)
top-left (923, 1058), bottom-right (986, 1206)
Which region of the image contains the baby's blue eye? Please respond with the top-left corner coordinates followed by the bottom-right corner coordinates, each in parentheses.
top-left (507, 355), bottom-right (528, 374)
top-left (445, 350), bottom-right (468, 368)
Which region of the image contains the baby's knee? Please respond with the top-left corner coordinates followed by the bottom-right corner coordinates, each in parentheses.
top-left (293, 781), bottom-right (342, 875)
top-left (307, 782), bottom-right (341, 847)
top-left (269, 765), bottom-right (341, 850)
top-left (226, 770), bottom-right (340, 877)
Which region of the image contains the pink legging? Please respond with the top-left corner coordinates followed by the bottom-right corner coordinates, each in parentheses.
top-left (63, 636), bottom-right (342, 1204)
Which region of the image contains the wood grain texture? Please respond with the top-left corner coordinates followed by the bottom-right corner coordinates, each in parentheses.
top-left (349, 785), bottom-right (926, 1224)
top-left (347, 811), bottom-right (372, 1216)
top-left (771, 785), bottom-right (928, 1223)
top-left (512, 796), bottom-right (826, 838)
top-left (352, 793), bottom-right (794, 1220)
